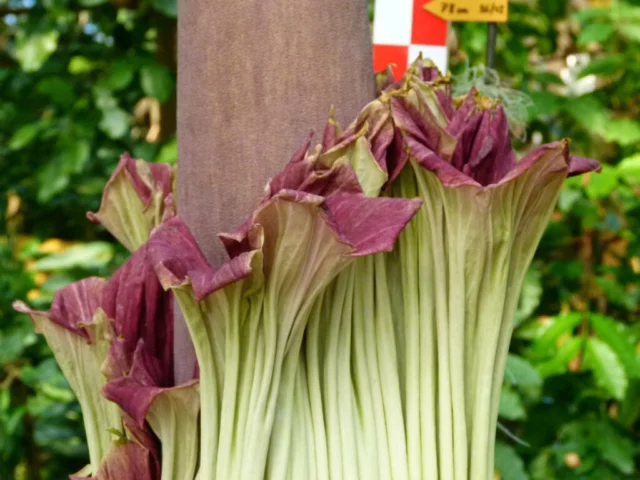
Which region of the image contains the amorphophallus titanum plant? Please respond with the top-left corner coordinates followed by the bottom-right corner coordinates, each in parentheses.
top-left (13, 279), bottom-right (123, 476)
top-left (313, 61), bottom-right (600, 479)
top-left (14, 59), bottom-right (599, 480)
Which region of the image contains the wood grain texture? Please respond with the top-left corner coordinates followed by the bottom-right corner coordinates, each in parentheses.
top-left (175, 0), bottom-right (374, 380)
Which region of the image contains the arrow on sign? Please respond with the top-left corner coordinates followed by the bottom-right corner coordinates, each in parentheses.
top-left (423, 0), bottom-right (509, 23)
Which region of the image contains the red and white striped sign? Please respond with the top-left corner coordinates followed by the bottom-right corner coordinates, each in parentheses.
top-left (373, 0), bottom-right (449, 80)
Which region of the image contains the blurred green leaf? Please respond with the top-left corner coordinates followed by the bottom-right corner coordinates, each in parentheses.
top-left (585, 166), bottom-right (618, 199)
top-left (505, 354), bottom-right (543, 391)
top-left (37, 78), bottom-right (75, 106)
top-left (499, 386), bottom-right (527, 420)
top-left (14, 30), bottom-right (59, 72)
top-left (155, 137), bottom-right (177, 164)
top-left (99, 108), bottom-right (130, 139)
top-left (595, 277), bottom-right (637, 311)
top-left (566, 96), bottom-right (609, 133)
top-left (529, 451), bottom-right (557, 480)
top-left (515, 266), bottom-right (543, 326)
top-left (527, 91), bottom-right (563, 119)
top-left (37, 160), bottom-right (70, 202)
top-left (60, 139), bottom-right (91, 174)
top-left (577, 22), bottom-right (614, 46)
top-left (8, 123), bottom-right (40, 150)
top-left (68, 56), bottom-right (97, 75)
top-left (140, 64), bottom-right (174, 102)
top-left (592, 421), bottom-right (635, 475)
top-left (619, 23), bottom-right (640, 42)
top-left (603, 119), bottom-right (640, 146)
top-left (104, 59), bottom-right (136, 91)
top-left (78, 0), bottom-right (108, 6)
top-left (33, 242), bottom-right (114, 271)
top-left (495, 442), bottom-right (529, 480)
top-left (576, 55), bottom-right (624, 79)
top-left (573, 7), bottom-right (610, 23)
top-left (589, 314), bottom-right (640, 378)
top-left (617, 153), bottom-right (640, 183)
top-left (0, 318), bottom-right (37, 364)
top-left (132, 142), bottom-right (159, 161)
top-left (150, 0), bottom-right (177, 17)
top-left (538, 337), bottom-right (584, 378)
top-left (584, 337), bottom-right (628, 400)
top-left (531, 313), bottom-right (583, 357)
top-left (20, 358), bottom-right (71, 399)
top-left (619, 380), bottom-right (640, 428)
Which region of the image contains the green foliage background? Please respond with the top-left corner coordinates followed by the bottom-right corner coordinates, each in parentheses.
top-left (1, 0), bottom-right (639, 478)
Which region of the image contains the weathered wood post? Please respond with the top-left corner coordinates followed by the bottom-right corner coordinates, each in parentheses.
top-left (175, 0), bottom-right (375, 380)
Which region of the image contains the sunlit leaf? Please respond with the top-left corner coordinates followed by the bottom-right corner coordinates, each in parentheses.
top-left (620, 24), bottom-right (640, 42)
top-left (9, 123), bottom-right (41, 150)
top-left (617, 153), bottom-right (640, 183)
top-left (99, 108), bottom-right (130, 139)
top-left (14, 30), bottom-right (59, 72)
top-left (603, 118), bottom-right (640, 146)
top-left (538, 337), bottom-right (584, 378)
top-left (584, 337), bottom-right (628, 400)
top-left (78, 0), bottom-right (108, 6)
top-left (155, 138), bottom-right (177, 164)
top-left (68, 56), bottom-right (96, 75)
top-left (585, 166), bottom-right (618, 199)
top-left (589, 314), bottom-right (640, 378)
top-left (531, 313), bottom-right (583, 358)
top-left (577, 22), bottom-right (614, 46)
top-left (33, 242), bottom-right (114, 271)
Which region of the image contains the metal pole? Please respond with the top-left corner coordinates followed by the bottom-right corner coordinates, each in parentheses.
top-left (486, 22), bottom-right (498, 68)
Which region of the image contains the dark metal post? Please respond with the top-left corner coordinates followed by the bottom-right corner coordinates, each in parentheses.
top-left (486, 22), bottom-right (498, 68)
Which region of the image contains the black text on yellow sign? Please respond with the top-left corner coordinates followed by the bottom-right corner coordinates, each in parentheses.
top-left (423, 0), bottom-right (509, 23)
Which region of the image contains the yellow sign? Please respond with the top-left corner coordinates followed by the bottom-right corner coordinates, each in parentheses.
top-left (423, 0), bottom-right (509, 23)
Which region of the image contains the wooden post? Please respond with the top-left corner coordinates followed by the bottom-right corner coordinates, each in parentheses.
top-left (175, 0), bottom-right (374, 381)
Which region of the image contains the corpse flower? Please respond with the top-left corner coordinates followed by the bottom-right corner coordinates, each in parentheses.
top-left (338, 60), bottom-right (601, 479)
top-left (87, 153), bottom-right (175, 252)
top-left (70, 441), bottom-right (154, 480)
top-left (90, 154), bottom-right (199, 480)
top-left (101, 245), bottom-right (199, 480)
top-left (146, 133), bottom-right (422, 479)
top-left (13, 57), bottom-right (601, 480)
top-left (15, 153), bottom-right (181, 479)
top-left (13, 279), bottom-right (123, 476)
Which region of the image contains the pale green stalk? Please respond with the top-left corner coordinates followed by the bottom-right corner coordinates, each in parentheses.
top-left (243, 203), bottom-right (353, 479)
top-left (396, 169), bottom-right (439, 480)
top-left (373, 252), bottom-right (409, 480)
top-left (484, 170), bottom-right (565, 479)
top-left (173, 289), bottom-right (221, 480)
top-left (234, 294), bottom-right (266, 478)
top-left (336, 272), bottom-right (363, 480)
top-left (145, 385), bottom-right (200, 480)
top-left (16, 306), bottom-right (124, 474)
top-left (215, 283), bottom-right (243, 479)
top-left (352, 258), bottom-right (384, 480)
top-left (304, 297), bottom-right (330, 479)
